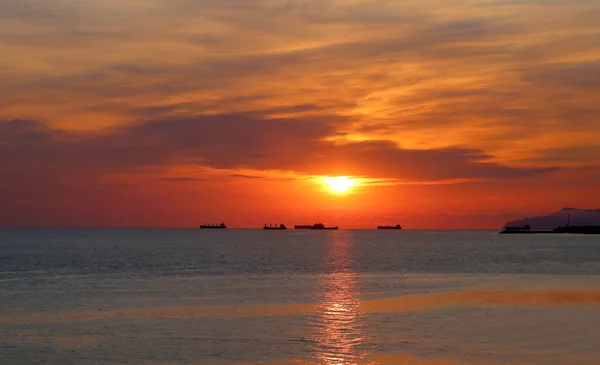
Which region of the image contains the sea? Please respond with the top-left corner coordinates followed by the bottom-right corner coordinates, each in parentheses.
top-left (1, 228), bottom-right (600, 365)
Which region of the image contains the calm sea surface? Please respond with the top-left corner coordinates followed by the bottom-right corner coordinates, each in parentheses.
top-left (1, 228), bottom-right (600, 365)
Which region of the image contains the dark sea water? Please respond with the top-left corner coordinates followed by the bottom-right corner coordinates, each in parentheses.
top-left (1, 228), bottom-right (600, 365)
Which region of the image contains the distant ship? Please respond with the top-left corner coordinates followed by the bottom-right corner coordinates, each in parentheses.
top-left (200, 223), bottom-right (226, 229)
top-left (377, 224), bottom-right (402, 230)
top-left (294, 225), bottom-right (313, 229)
top-left (310, 223), bottom-right (338, 230)
top-left (264, 224), bottom-right (287, 230)
top-left (499, 224), bottom-right (532, 234)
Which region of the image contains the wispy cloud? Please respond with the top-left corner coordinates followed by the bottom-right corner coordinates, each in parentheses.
top-left (160, 177), bottom-right (203, 181)
top-left (230, 174), bottom-right (266, 179)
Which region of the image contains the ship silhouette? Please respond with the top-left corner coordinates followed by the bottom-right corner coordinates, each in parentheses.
top-left (200, 223), bottom-right (226, 229)
top-left (263, 223), bottom-right (287, 230)
top-left (310, 223), bottom-right (338, 230)
top-left (500, 224), bottom-right (532, 233)
top-left (377, 224), bottom-right (402, 230)
top-left (294, 223), bottom-right (338, 230)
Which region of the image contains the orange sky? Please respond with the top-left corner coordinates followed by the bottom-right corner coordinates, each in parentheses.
top-left (1, 0), bottom-right (600, 228)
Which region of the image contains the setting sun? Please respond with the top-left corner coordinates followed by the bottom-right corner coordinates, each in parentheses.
top-left (323, 176), bottom-right (356, 193)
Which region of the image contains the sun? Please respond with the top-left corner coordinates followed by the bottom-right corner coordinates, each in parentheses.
top-left (323, 176), bottom-right (355, 193)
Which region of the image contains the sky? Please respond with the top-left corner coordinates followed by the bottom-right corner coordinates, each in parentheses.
top-left (1, 0), bottom-right (600, 228)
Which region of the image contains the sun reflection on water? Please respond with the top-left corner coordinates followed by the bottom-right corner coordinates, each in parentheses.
top-left (309, 233), bottom-right (372, 365)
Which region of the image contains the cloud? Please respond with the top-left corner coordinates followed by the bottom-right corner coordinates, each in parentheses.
top-left (160, 177), bottom-right (203, 181)
top-left (230, 174), bottom-right (266, 179)
top-left (524, 61), bottom-right (600, 90)
top-left (0, 116), bottom-right (556, 186)
top-left (2, 0), bottom-right (598, 147)
top-left (523, 145), bottom-right (600, 165)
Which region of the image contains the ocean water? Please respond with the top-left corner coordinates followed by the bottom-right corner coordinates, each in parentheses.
top-left (1, 228), bottom-right (600, 365)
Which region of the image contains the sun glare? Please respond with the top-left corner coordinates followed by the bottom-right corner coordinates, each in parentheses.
top-left (323, 176), bottom-right (355, 193)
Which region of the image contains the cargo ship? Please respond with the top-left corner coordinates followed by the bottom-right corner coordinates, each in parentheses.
top-left (377, 224), bottom-right (402, 230)
top-left (499, 224), bottom-right (534, 234)
top-left (200, 223), bottom-right (226, 229)
top-left (264, 224), bottom-right (287, 230)
top-left (310, 223), bottom-right (338, 230)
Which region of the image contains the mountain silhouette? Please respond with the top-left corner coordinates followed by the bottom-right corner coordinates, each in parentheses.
top-left (505, 208), bottom-right (600, 229)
